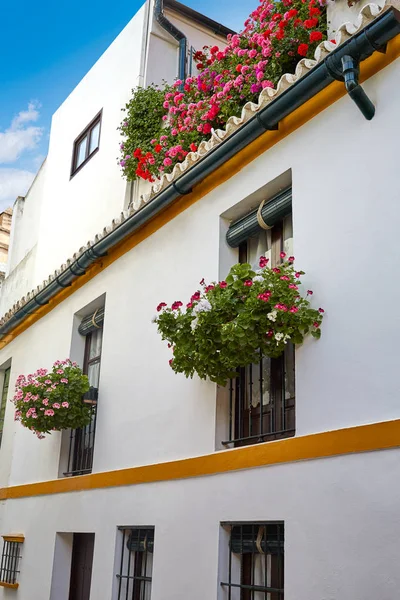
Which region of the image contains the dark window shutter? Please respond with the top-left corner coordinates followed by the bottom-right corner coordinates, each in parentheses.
top-left (78, 307), bottom-right (105, 336)
top-left (226, 188), bottom-right (292, 248)
top-left (126, 529), bottom-right (154, 554)
top-left (230, 524), bottom-right (284, 555)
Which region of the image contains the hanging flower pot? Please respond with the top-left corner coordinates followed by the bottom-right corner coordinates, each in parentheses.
top-left (154, 255), bottom-right (324, 386)
top-left (13, 359), bottom-right (90, 439)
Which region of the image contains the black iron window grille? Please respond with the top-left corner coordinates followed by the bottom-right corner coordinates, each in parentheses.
top-left (0, 535), bottom-right (24, 589)
top-left (221, 522), bottom-right (284, 600)
top-left (0, 367), bottom-right (10, 446)
top-left (64, 320), bottom-right (103, 477)
top-left (116, 527), bottom-right (154, 600)
top-left (222, 216), bottom-right (295, 447)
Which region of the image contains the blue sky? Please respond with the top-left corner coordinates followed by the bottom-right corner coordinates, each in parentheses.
top-left (0, 0), bottom-right (251, 210)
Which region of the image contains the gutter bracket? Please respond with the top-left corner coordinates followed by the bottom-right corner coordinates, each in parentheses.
top-left (255, 113), bottom-right (279, 131)
top-left (172, 181), bottom-right (191, 196)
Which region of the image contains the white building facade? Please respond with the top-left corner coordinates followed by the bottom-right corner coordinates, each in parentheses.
top-left (0, 1), bottom-right (399, 599)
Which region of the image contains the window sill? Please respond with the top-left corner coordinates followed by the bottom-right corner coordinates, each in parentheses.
top-left (0, 581), bottom-right (19, 589)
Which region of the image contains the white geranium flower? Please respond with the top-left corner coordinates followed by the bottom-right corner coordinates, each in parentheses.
top-left (194, 299), bottom-right (212, 314)
top-left (283, 334), bottom-right (291, 344)
top-left (275, 332), bottom-right (284, 341)
top-left (253, 275), bottom-right (263, 283)
top-left (267, 311), bottom-right (277, 322)
top-left (191, 318), bottom-right (199, 330)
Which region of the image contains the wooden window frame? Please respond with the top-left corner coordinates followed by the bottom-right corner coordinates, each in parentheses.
top-left (0, 368), bottom-right (10, 446)
top-left (70, 110), bottom-right (102, 178)
top-left (64, 324), bottom-right (103, 477)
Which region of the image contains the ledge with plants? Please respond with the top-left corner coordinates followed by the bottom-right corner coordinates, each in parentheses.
top-left (154, 255), bottom-right (324, 386)
top-left (13, 359), bottom-right (90, 439)
top-left (119, 0), bottom-right (329, 183)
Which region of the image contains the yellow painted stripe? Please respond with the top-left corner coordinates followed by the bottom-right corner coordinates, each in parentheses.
top-left (0, 419), bottom-right (399, 501)
top-left (0, 36), bottom-right (399, 352)
top-left (0, 582), bottom-right (19, 590)
top-left (2, 536), bottom-right (24, 543)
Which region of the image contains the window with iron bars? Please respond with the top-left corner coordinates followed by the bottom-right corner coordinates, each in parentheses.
top-left (0, 535), bottom-right (24, 590)
top-left (64, 325), bottom-right (103, 476)
top-left (220, 522), bottom-right (284, 600)
top-left (116, 527), bottom-right (154, 600)
top-left (222, 215), bottom-right (295, 447)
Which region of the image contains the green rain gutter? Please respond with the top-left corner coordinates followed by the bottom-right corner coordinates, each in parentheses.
top-left (1, 7), bottom-right (399, 340)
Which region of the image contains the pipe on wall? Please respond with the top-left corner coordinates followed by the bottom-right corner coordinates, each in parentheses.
top-left (1, 8), bottom-right (399, 340)
top-left (154, 0), bottom-right (187, 82)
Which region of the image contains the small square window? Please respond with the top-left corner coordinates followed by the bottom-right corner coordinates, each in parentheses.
top-left (220, 522), bottom-right (284, 599)
top-left (71, 111), bottom-right (102, 177)
top-left (0, 535), bottom-right (24, 589)
top-left (116, 527), bottom-right (154, 600)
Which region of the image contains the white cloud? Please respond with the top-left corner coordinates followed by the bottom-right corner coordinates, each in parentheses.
top-left (0, 102), bottom-right (43, 164)
top-left (0, 168), bottom-right (36, 210)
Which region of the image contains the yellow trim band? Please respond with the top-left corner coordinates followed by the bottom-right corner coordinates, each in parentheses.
top-left (0, 37), bottom-right (399, 351)
top-left (2, 536), bottom-right (24, 544)
top-left (0, 582), bottom-right (19, 590)
top-left (0, 419), bottom-right (399, 501)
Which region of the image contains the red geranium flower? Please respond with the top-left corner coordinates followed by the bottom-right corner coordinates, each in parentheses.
top-left (297, 43), bottom-right (309, 56)
top-left (310, 31), bottom-right (323, 43)
top-left (304, 18), bottom-right (318, 28)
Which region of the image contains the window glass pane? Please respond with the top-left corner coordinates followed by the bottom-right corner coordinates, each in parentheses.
top-left (89, 328), bottom-right (103, 360)
top-left (246, 357), bottom-right (271, 408)
top-left (87, 360), bottom-right (100, 388)
top-left (75, 136), bottom-right (88, 168)
top-left (247, 230), bottom-right (271, 269)
top-left (89, 122), bottom-right (100, 154)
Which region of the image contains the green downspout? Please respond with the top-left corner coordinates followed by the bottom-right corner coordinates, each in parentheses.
top-left (154, 0), bottom-right (187, 83)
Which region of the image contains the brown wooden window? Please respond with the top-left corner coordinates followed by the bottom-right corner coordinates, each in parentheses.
top-left (70, 111), bottom-right (102, 177)
top-left (221, 522), bottom-right (284, 599)
top-left (0, 368), bottom-right (10, 446)
top-left (116, 527), bottom-right (154, 600)
top-left (222, 214), bottom-right (295, 447)
top-left (64, 318), bottom-right (103, 476)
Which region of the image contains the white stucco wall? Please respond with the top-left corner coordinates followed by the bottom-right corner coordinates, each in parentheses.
top-left (0, 57), bottom-right (399, 485)
top-left (0, 28), bottom-right (399, 600)
top-left (1, 449), bottom-right (399, 600)
top-left (32, 6), bottom-right (147, 286)
top-left (0, 161), bottom-right (47, 318)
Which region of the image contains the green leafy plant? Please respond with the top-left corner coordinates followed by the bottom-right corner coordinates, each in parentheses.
top-left (13, 359), bottom-right (91, 438)
top-left (118, 0), bottom-right (328, 182)
top-left (118, 83), bottom-right (173, 182)
top-left (154, 254), bottom-right (324, 386)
